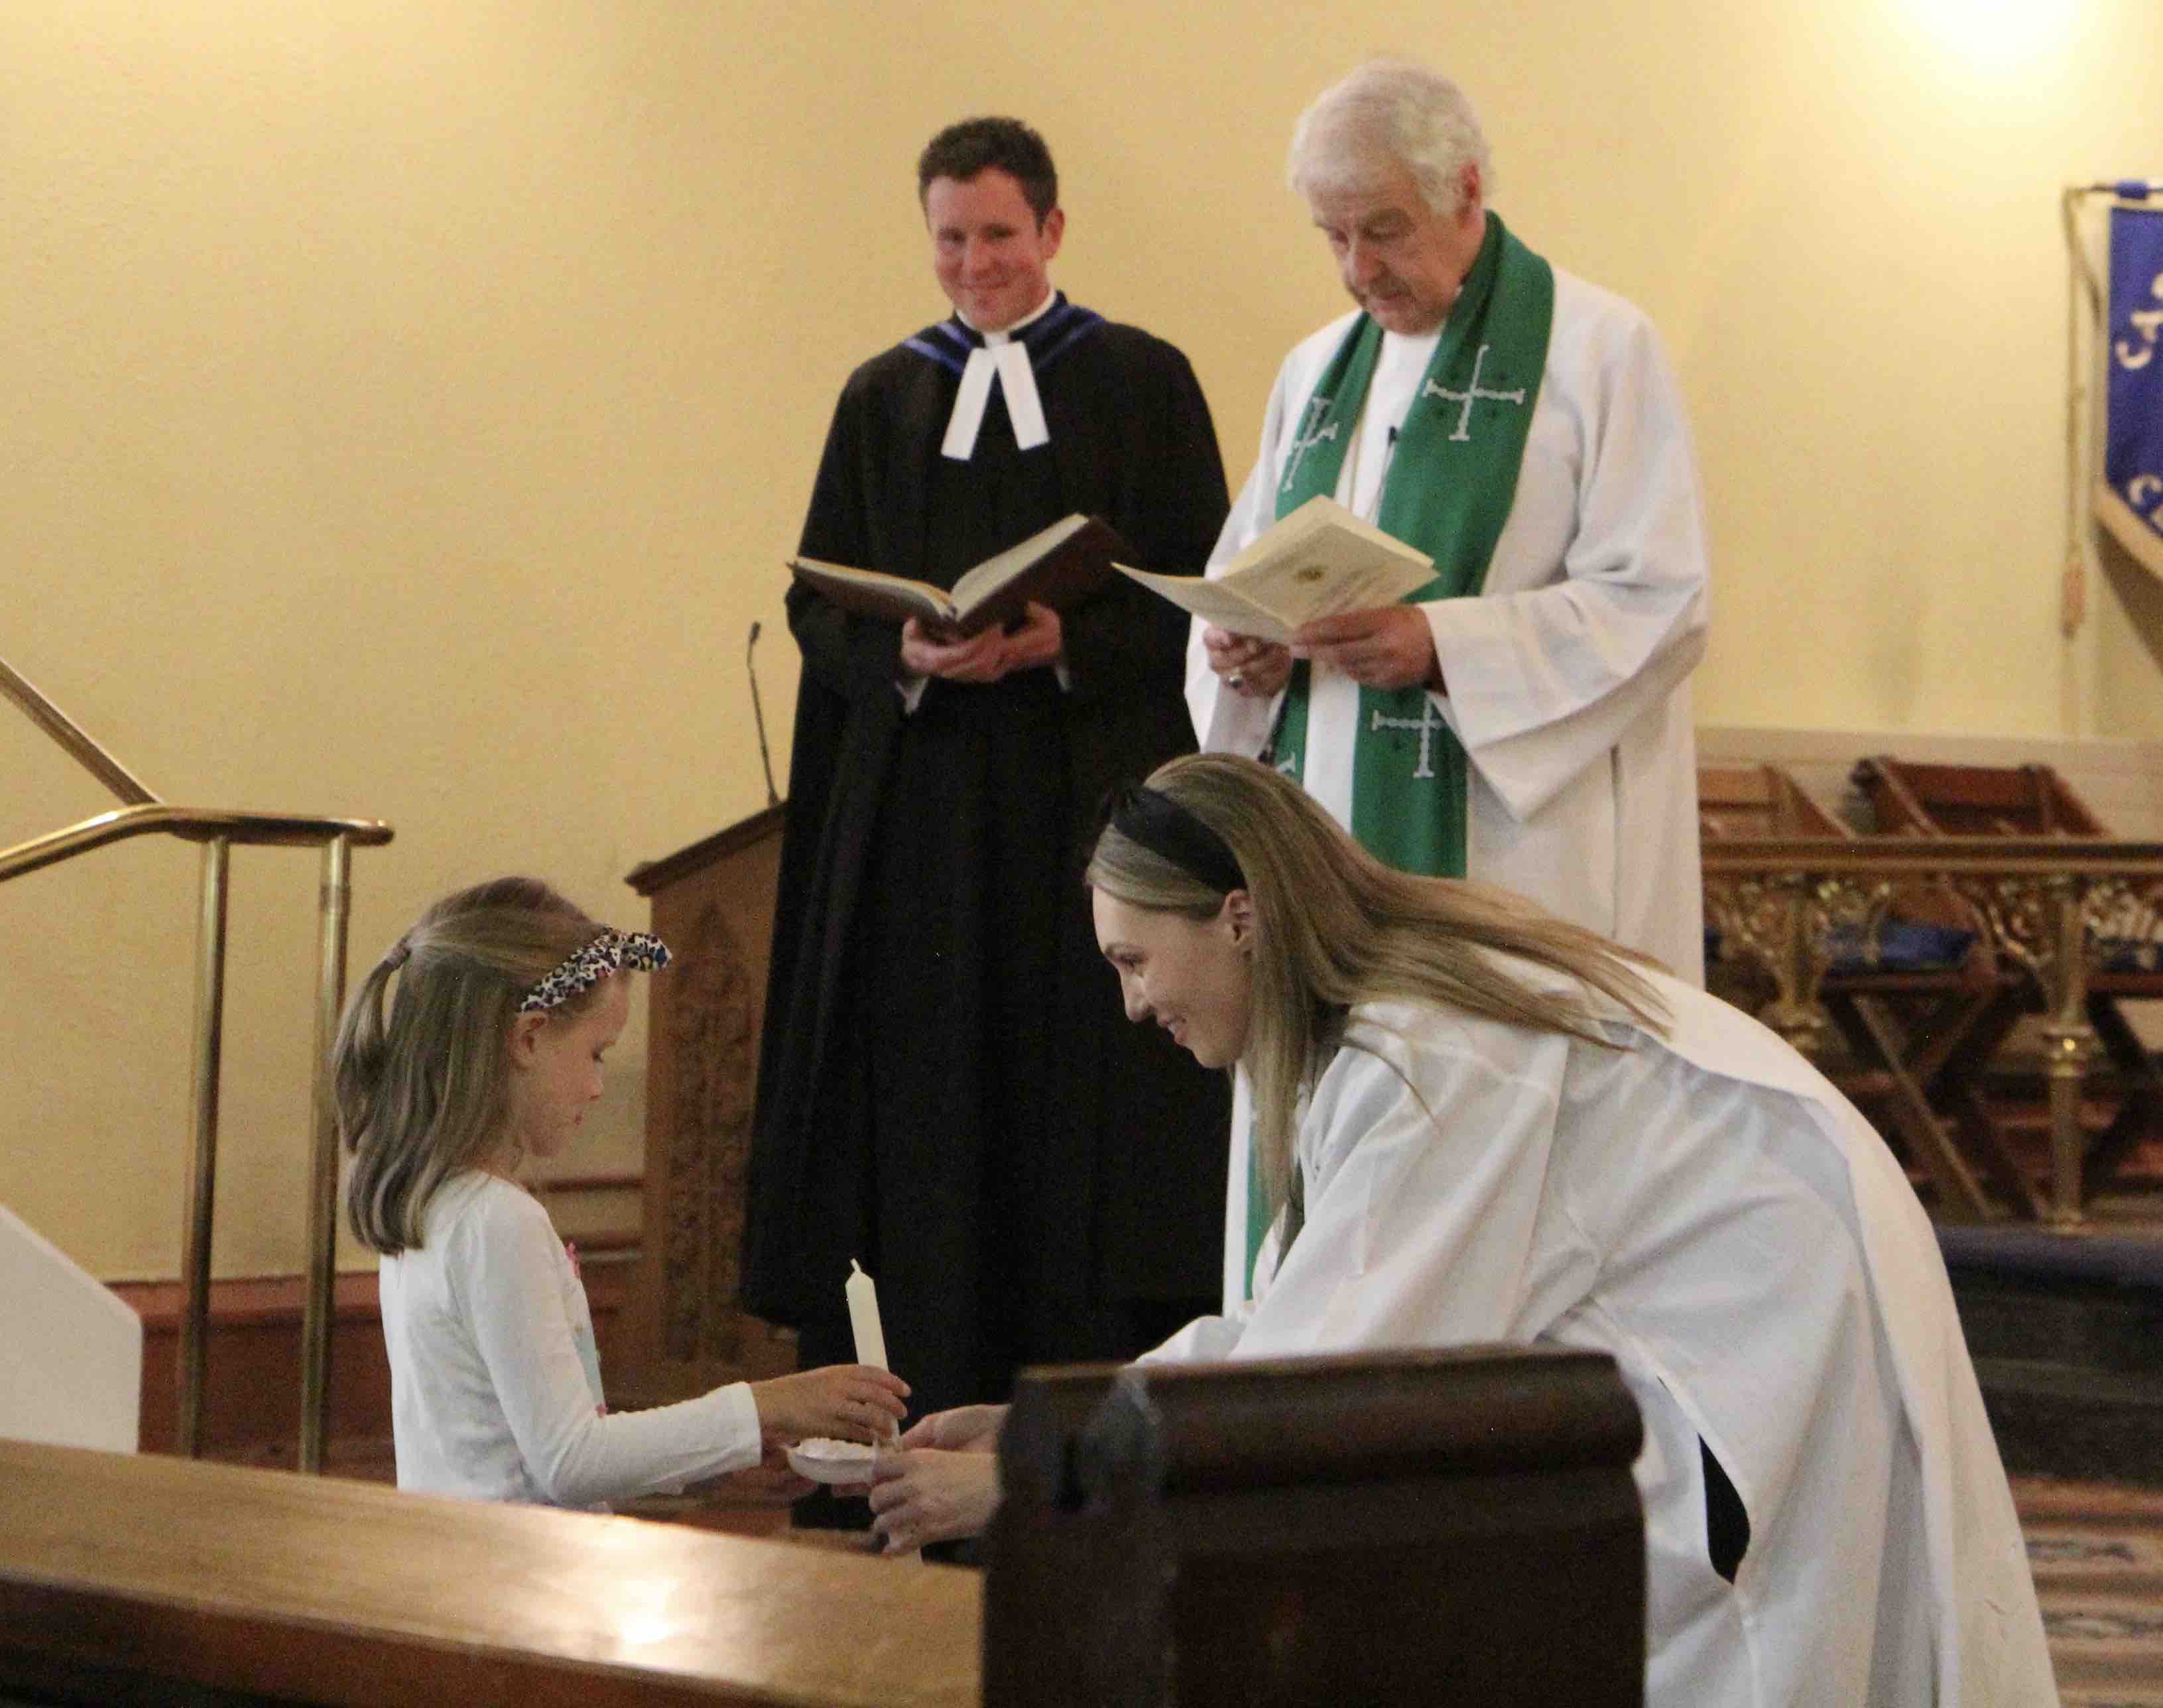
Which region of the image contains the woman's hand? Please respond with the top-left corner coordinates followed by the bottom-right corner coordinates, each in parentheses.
top-left (748, 1365), bottom-right (910, 1446)
top-left (897, 1403), bottom-right (1007, 1453)
top-left (867, 1447), bottom-right (1002, 1555)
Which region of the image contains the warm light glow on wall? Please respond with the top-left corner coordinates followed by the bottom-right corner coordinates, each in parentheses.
top-left (1906, 0), bottom-right (2079, 69)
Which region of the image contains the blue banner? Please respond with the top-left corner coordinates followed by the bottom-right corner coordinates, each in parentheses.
top-left (2101, 202), bottom-right (2163, 581)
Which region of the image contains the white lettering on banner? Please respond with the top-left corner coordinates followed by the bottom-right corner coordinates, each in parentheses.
top-left (1422, 343), bottom-right (1528, 444)
top-left (2114, 275), bottom-right (2163, 371)
top-left (2130, 473), bottom-right (2163, 517)
top-left (1371, 699), bottom-right (1446, 781)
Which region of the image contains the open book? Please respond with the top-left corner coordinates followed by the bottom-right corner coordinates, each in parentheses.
top-left (789, 513), bottom-right (1129, 638)
top-left (1115, 496), bottom-right (1434, 643)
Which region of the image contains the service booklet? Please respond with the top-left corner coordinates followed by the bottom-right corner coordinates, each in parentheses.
top-left (1115, 496), bottom-right (1434, 643)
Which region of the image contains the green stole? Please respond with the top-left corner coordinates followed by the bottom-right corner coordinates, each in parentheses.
top-left (1269, 212), bottom-right (1553, 873)
top-left (1243, 215), bottom-right (1555, 1290)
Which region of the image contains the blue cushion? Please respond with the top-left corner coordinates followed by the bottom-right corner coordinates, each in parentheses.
top-left (2098, 938), bottom-right (2162, 975)
top-left (1825, 921), bottom-right (1977, 973)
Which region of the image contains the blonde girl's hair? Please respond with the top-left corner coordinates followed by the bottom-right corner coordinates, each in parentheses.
top-left (334, 877), bottom-right (605, 1255)
top-left (1085, 754), bottom-right (1670, 1222)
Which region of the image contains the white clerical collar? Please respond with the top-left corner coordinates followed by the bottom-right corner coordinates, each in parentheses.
top-left (959, 286), bottom-right (1057, 341)
top-left (942, 286), bottom-right (1058, 461)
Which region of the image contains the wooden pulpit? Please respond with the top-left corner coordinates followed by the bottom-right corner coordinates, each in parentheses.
top-left (621, 805), bottom-right (795, 1399)
top-left (984, 1345), bottom-right (1647, 1707)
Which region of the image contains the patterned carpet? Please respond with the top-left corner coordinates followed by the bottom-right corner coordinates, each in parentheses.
top-left (2018, 1476), bottom-right (2163, 1706)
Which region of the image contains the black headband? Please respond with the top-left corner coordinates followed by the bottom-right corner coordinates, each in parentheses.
top-left (1105, 784), bottom-right (1246, 895)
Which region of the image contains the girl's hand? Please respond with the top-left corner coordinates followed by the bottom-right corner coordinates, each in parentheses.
top-left (749, 1365), bottom-right (910, 1446)
top-left (897, 1403), bottom-right (1007, 1453)
top-left (867, 1447), bottom-right (1001, 1555)
top-left (684, 1451), bottom-right (816, 1503)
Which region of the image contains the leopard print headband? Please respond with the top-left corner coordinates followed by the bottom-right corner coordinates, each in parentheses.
top-left (519, 928), bottom-right (671, 1013)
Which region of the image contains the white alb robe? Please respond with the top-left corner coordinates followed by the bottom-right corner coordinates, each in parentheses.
top-left (1197, 271), bottom-right (1713, 1304)
top-left (1143, 979), bottom-right (2054, 1707)
top-left (1191, 271), bottom-right (1709, 976)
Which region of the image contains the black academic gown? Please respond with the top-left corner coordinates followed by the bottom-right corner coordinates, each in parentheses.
top-left (745, 312), bottom-right (1232, 1432)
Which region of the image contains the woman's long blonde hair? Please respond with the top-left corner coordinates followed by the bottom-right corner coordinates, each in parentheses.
top-left (334, 877), bottom-right (605, 1254)
top-left (1085, 755), bottom-right (1671, 1220)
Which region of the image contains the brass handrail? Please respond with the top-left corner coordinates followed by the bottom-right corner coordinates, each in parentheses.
top-left (5, 659), bottom-right (392, 1471)
top-left (0, 804), bottom-right (392, 882)
top-left (1702, 835), bottom-right (2163, 1225)
top-left (1700, 835), bottom-right (2163, 879)
top-left (0, 656), bottom-right (158, 807)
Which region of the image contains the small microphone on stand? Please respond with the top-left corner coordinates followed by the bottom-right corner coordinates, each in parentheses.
top-left (747, 621), bottom-right (780, 808)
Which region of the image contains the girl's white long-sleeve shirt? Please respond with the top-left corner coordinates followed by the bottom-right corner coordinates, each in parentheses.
top-left (379, 1170), bottom-right (760, 1508)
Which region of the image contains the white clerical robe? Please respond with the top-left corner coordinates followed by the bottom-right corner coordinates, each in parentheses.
top-left (1197, 270), bottom-right (1713, 1305)
top-left (1143, 980), bottom-right (2055, 1707)
top-left (1191, 271), bottom-right (1709, 975)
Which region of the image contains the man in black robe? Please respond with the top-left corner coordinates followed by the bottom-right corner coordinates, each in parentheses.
top-left (745, 119), bottom-right (1232, 1484)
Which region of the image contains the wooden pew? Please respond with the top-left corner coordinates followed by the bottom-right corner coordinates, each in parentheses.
top-left (1698, 762), bottom-right (1847, 841)
top-left (1854, 757), bottom-right (2163, 1215)
top-left (1702, 823), bottom-right (2163, 1222)
top-left (1697, 765), bottom-right (2013, 1217)
top-left (985, 1346), bottom-right (1645, 1707)
top-left (2, 1347), bottom-right (1648, 1707)
top-left (0, 1438), bottom-right (979, 1707)
top-left (1855, 757), bottom-right (2107, 840)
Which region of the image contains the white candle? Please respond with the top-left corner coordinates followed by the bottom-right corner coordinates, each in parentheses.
top-left (845, 1258), bottom-right (889, 1371)
top-left (846, 1259), bottom-right (914, 1556)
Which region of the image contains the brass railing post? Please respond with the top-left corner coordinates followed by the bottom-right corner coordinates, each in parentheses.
top-left (177, 836), bottom-right (232, 1458)
top-left (298, 834), bottom-right (353, 1473)
top-left (2038, 873), bottom-right (2097, 1227)
top-left (1757, 875), bottom-right (1830, 1059)
top-left (3, 665), bottom-right (393, 1464)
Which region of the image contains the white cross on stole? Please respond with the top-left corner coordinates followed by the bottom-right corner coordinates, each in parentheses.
top-left (1370, 697), bottom-right (1446, 780)
top-left (1279, 394), bottom-right (1341, 490)
top-left (1421, 343), bottom-right (1527, 444)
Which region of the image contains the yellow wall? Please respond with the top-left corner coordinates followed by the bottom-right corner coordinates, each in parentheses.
top-left (5, 0), bottom-right (2161, 1279)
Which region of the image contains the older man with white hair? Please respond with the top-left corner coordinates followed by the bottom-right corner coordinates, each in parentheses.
top-left (1196, 59), bottom-right (1714, 1304)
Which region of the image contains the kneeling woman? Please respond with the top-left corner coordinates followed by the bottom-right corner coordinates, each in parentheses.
top-left (873, 753), bottom-right (2052, 1703)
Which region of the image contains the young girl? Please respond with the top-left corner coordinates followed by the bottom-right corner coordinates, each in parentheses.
top-left (335, 875), bottom-right (907, 1508)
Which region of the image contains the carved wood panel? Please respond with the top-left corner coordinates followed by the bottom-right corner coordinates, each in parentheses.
top-left (624, 807), bottom-right (792, 1396)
